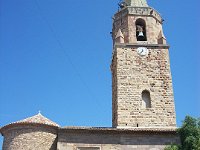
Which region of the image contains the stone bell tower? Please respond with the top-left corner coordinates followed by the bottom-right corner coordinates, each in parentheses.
top-left (111, 0), bottom-right (177, 128)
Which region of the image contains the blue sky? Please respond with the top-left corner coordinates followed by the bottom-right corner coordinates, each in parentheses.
top-left (0, 0), bottom-right (199, 146)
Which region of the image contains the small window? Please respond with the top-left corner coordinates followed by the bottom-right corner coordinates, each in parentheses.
top-left (77, 147), bottom-right (100, 150)
top-left (135, 19), bottom-right (147, 41)
top-left (142, 90), bottom-right (151, 108)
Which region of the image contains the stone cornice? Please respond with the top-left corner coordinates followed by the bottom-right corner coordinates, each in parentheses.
top-left (114, 7), bottom-right (163, 23)
top-left (114, 43), bottom-right (170, 49)
top-left (59, 126), bottom-right (178, 135)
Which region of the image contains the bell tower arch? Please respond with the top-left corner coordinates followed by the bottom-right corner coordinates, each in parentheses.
top-left (135, 18), bottom-right (147, 41)
top-left (111, 0), bottom-right (177, 128)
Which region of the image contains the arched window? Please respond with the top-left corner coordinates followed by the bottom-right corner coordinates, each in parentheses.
top-left (135, 19), bottom-right (147, 41)
top-left (142, 90), bottom-right (151, 108)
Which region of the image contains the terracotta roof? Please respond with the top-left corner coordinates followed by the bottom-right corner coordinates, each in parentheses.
top-left (1, 113), bottom-right (59, 129)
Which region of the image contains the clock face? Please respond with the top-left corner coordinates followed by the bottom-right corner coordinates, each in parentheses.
top-left (137, 47), bottom-right (149, 56)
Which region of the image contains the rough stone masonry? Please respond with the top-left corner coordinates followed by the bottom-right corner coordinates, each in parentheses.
top-left (111, 1), bottom-right (176, 128)
top-left (0, 0), bottom-right (180, 150)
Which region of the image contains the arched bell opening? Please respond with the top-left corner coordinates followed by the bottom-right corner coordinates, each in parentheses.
top-left (135, 19), bottom-right (147, 41)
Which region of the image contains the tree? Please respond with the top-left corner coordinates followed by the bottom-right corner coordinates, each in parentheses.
top-left (165, 116), bottom-right (200, 150)
top-left (179, 116), bottom-right (200, 150)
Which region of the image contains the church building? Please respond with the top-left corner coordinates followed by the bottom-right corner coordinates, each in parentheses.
top-left (0, 0), bottom-right (180, 149)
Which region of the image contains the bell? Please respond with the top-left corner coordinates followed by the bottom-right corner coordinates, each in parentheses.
top-left (138, 31), bottom-right (144, 37)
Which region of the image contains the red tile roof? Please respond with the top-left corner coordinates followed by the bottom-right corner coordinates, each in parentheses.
top-left (1, 113), bottom-right (59, 131)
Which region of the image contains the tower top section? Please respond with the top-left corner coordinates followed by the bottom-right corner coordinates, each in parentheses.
top-left (124, 0), bottom-right (148, 7)
top-left (113, 0), bottom-right (164, 45)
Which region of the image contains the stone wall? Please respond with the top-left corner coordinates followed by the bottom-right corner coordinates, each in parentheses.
top-left (57, 128), bottom-right (180, 150)
top-left (2, 124), bottom-right (57, 150)
top-left (111, 45), bottom-right (176, 128)
top-left (112, 50), bottom-right (118, 127)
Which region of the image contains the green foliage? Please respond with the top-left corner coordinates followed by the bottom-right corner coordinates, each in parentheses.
top-left (164, 144), bottom-right (180, 150)
top-left (165, 116), bottom-right (200, 150)
top-left (179, 116), bottom-right (200, 150)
